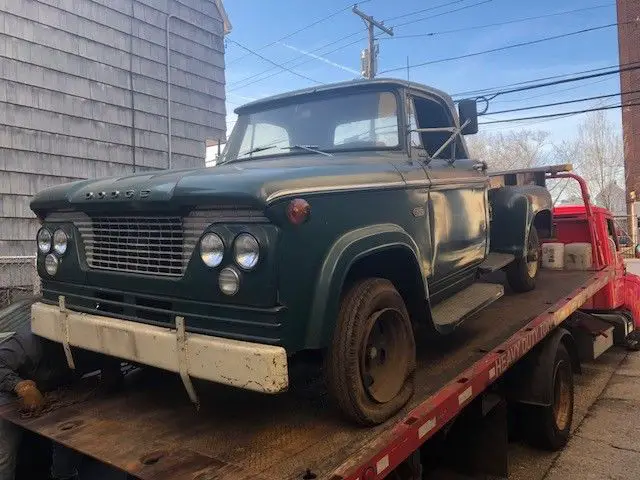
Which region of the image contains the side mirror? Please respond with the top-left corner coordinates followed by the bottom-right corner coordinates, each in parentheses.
top-left (458, 99), bottom-right (478, 135)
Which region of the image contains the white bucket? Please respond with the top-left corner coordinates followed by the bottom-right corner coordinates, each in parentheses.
top-left (564, 243), bottom-right (593, 270)
top-left (542, 243), bottom-right (565, 270)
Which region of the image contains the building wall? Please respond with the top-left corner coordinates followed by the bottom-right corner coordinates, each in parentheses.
top-left (617, 0), bottom-right (640, 198)
top-left (0, 0), bottom-right (227, 260)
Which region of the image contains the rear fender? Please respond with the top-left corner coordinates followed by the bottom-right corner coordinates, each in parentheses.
top-left (304, 224), bottom-right (427, 349)
top-left (506, 327), bottom-right (580, 406)
top-left (489, 185), bottom-right (552, 257)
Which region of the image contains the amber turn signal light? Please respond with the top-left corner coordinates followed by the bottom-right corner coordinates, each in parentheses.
top-left (287, 198), bottom-right (310, 225)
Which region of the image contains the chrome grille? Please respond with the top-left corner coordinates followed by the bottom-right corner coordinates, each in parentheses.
top-left (79, 216), bottom-right (184, 276)
top-left (47, 208), bottom-right (267, 278)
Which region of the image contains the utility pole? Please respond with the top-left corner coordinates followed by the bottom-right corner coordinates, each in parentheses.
top-left (352, 5), bottom-right (393, 79)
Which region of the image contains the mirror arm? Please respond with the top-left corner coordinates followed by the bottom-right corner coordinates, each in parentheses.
top-left (431, 119), bottom-right (470, 161)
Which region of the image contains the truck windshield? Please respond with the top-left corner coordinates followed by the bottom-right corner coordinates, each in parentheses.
top-left (222, 91), bottom-right (399, 162)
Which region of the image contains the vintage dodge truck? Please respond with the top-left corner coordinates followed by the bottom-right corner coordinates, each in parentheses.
top-left (30, 79), bottom-right (552, 425)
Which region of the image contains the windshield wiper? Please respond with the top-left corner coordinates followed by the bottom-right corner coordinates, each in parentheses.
top-left (218, 144), bottom-right (279, 165)
top-left (239, 145), bottom-right (278, 157)
top-left (282, 145), bottom-right (333, 157)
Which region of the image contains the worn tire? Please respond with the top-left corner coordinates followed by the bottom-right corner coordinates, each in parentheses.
top-left (522, 344), bottom-right (574, 451)
top-left (507, 227), bottom-right (540, 293)
top-left (325, 278), bottom-right (416, 426)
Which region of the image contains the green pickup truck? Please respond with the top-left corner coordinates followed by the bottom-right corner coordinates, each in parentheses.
top-left (30, 79), bottom-right (552, 425)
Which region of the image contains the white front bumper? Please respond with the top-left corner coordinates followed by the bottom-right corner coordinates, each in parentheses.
top-left (31, 302), bottom-right (289, 393)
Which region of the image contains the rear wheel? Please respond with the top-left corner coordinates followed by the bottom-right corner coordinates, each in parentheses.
top-left (507, 227), bottom-right (540, 293)
top-left (522, 344), bottom-right (574, 450)
top-left (325, 278), bottom-right (416, 426)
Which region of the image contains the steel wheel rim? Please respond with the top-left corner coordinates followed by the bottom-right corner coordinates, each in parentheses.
top-left (553, 360), bottom-right (571, 431)
top-left (360, 308), bottom-right (411, 404)
top-left (527, 230), bottom-right (540, 278)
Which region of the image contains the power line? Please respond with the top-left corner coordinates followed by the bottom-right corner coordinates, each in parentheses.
top-left (227, 35), bottom-right (367, 92)
top-left (227, 0), bottom-right (493, 91)
top-left (480, 62), bottom-right (640, 100)
top-left (452, 61), bottom-right (640, 98)
top-left (492, 77), bottom-right (613, 104)
top-left (482, 89), bottom-right (640, 116)
top-left (389, 0), bottom-right (494, 29)
top-left (384, 0), bottom-right (473, 22)
top-left (382, 3), bottom-right (613, 39)
top-left (380, 22), bottom-right (626, 74)
top-left (479, 101), bottom-right (640, 125)
top-left (224, 0), bottom-right (373, 66)
top-left (226, 39), bottom-right (323, 86)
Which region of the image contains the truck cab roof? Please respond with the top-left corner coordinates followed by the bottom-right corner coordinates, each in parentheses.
top-left (234, 77), bottom-right (455, 114)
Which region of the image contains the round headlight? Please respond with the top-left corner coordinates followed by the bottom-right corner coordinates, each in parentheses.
top-left (219, 267), bottom-right (240, 295)
top-left (53, 229), bottom-right (68, 255)
top-left (37, 228), bottom-right (52, 254)
top-left (200, 233), bottom-right (224, 267)
top-left (44, 253), bottom-right (59, 276)
top-left (234, 233), bottom-right (259, 270)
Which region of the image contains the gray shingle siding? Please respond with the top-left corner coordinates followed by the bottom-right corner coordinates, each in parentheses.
top-left (0, 0), bottom-right (227, 284)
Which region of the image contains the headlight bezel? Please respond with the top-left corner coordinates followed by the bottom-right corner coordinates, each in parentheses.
top-left (199, 232), bottom-right (225, 268)
top-left (37, 228), bottom-right (52, 254)
top-left (218, 266), bottom-right (240, 295)
top-left (233, 233), bottom-right (260, 271)
top-left (44, 253), bottom-right (59, 276)
top-left (53, 229), bottom-right (68, 255)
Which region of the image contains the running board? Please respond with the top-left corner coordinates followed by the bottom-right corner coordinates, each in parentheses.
top-left (432, 283), bottom-right (504, 333)
top-left (478, 253), bottom-right (515, 273)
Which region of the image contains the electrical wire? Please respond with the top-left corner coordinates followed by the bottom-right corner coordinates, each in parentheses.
top-left (480, 62), bottom-right (640, 100)
top-left (481, 89), bottom-right (640, 116)
top-left (224, 0), bottom-right (373, 66)
top-left (227, 0), bottom-right (494, 91)
top-left (380, 22), bottom-right (628, 75)
top-left (479, 101), bottom-right (640, 125)
top-left (382, 3), bottom-right (614, 39)
top-left (389, 0), bottom-right (494, 29)
top-left (226, 39), bottom-right (323, 86)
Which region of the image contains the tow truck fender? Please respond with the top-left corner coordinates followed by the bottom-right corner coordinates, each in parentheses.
top-left (623, 273), bottom-right (640, 329)
top-left (505, 327), bottom-right (580, 407)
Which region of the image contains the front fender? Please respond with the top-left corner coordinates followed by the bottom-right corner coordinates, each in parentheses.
top-left (304, 223), bottom-right (426, 349)
top-left (624, 273), bottom-right (640, 329)
top-left (490, 185), bottom-right (552, 257)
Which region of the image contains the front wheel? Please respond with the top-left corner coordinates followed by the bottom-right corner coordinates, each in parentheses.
top-left (325, 278), bottom-right (416, 426)
top-left (507, 227), bottom-right (540, 293)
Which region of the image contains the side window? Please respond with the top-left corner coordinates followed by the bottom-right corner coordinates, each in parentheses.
top-left (238, 123), bottom-right (290, 157)
top-left (412, 96), bottom-right (465, 160)
top-left (606, 218), bottom-right (620, 252)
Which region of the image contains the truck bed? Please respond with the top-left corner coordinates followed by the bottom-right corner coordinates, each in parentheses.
top-left (0, 269), bottom-right (607, 479)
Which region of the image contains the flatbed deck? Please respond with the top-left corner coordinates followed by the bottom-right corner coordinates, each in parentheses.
top-left (0, 269), bottom-right (613, 480)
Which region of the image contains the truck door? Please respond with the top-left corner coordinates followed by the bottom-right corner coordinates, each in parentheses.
top-left (409, 94), bottom-right (489, 296)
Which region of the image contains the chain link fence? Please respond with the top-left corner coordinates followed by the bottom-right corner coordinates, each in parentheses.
top-left (0, 256), bottom-right (40, 309)
top-left (613, 215), bottom-right (638, 259)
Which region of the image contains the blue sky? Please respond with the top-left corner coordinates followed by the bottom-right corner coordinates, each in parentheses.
top-left (215, 0), bottom-right (621, 153)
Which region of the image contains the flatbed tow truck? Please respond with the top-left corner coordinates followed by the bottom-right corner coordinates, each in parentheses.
top-left (2, 167), bottom-right (640, 480)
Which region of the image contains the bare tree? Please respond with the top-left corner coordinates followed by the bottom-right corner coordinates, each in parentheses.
top-left (564, 111), bottom-right (625, 213)
top-left (466, 130), bottom-right (550, 171)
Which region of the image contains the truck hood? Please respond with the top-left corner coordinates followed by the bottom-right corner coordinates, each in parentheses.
top-left (30, 153), bottom-right (406, 215)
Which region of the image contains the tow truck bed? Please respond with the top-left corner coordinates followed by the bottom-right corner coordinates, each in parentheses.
top-left (0, 269), bottom-right (613, 479)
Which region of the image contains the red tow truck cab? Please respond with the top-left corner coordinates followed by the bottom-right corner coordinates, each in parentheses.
top-left (552, 177), bottom-right (640, 327)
